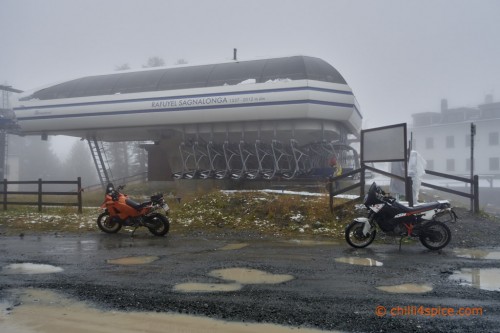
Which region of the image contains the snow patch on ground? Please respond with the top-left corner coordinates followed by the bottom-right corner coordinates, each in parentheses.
top-left (2, 263), bottom-right (64, 274)
top-left (222, 189), bottom-right (359, 200)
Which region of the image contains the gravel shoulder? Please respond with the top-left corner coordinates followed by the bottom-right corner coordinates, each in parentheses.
top-left (1, 207), bottom-right (499, 333)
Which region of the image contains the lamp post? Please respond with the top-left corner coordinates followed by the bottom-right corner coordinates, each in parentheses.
top-left (470, 123), bottom-right (476, 212)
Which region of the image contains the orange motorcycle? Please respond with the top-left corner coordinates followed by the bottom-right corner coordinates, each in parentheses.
top-left (97, 183), bottom-right (170, 236)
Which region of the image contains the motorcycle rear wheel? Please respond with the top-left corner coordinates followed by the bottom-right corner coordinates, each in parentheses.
top-left (345, 221), bottom-right (376, 248)
top-left (419, 221), bottom-right (451, 251)
top-left (97, 212), bottom-right (122, 234)
top-left (147, 213), bottom-right (170, 236)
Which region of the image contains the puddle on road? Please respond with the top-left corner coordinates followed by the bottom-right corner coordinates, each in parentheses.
top-left (106, 256), bottom-right (159, 265)
top-left (453, 248), bottom-right (500, 260)
top-left (1, 288), bottom-right (337, 333)
top-left (335, 257), bottom-right (383, 267)
top-left (450, 268), bottom-right (500, 291)
top-left (377, 283), bottom-right (433, 294)
top-left (284, 239), bottom-right (339, 246)
top-left (173, 268), bottom-right (294, 293)
top-left (218, 243), bottom-right (249, 251)
top-left (1, 263), bottom-right (63, 275)
top-left (173, 282), bottom-right (243, 293)
top-left (209, 268), bottom-right (294, 284)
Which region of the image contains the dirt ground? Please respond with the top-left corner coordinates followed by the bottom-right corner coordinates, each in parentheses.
top-left (1, 207), bottom-right (500, 333)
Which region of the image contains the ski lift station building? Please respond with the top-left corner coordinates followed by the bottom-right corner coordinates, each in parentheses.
top-left (13, 55), bottom-right (362, 182)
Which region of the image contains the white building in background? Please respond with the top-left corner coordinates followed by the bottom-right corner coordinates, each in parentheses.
top-left (411, 96), bottom-right (500, 177)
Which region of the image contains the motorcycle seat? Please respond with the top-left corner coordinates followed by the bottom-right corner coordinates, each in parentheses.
top-left (392, 200), bottom-right (442, 213)
top-left (125, 198), bottom-right (146, 211)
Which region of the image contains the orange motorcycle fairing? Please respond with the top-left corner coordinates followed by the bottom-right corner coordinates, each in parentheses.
top-left (103, 194), bottom-right (147, 221)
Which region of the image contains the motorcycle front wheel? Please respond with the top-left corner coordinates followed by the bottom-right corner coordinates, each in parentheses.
top-left (345, 221), bottom-right (376, 248)
top-left (146, 213), bottom-right (170, 236)
top-left (97, 211), bottom-right (122, 234)
top-left (419, 221), bottom-right (451, 251)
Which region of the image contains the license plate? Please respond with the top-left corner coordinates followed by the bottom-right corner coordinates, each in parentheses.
top-left (162, 203), bottom-right (170, 211)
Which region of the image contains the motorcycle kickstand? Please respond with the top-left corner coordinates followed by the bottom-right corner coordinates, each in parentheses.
top-left (131, 227), bottom-right (139, 238)
top-left (398, 236), bottom-right (404, 251)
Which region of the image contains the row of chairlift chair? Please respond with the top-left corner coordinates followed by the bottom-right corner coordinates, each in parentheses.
top-left (172, 138), bottom-right (354, 181)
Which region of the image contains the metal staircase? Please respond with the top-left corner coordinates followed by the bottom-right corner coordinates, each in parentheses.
top-left (87, 137), bottom-right (113, 189)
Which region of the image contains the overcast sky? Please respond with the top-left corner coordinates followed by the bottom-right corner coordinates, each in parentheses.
top-left (2, 0), bottom-right (499, 133)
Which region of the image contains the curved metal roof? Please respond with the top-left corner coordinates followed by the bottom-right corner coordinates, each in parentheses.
top-left (25, 56), bottom-right (347, 100)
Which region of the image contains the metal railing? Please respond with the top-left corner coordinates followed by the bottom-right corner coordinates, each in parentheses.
top-left (0, 178), bottom-right (83, 213)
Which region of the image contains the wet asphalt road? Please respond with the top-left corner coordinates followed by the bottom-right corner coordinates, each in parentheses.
top-left (1, 231), bottom-right (499, 333)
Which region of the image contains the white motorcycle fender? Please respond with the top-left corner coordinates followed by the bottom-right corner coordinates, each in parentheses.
top-left (354, 217), bottom-right (371, 236)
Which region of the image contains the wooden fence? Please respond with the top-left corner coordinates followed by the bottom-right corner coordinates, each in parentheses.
top-left (421, 169), bottom-right (479, 213)
top-left (328, 167), bottom-right (480, 213)
top-left (0, 178), bottom-right (83, 213)
top-left (83, 172), bottom-right (148, 191)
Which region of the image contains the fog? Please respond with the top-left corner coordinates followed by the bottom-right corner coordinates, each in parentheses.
top-left (2, 0), bottom-right (500, 156)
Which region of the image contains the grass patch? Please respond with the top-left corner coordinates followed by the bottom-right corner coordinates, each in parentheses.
top-left (170, 190), bottom-right (357, 237)
top-left (0, 190), bottom-right (359, 238)
top-left (0, 206), bottom-right (100, 235)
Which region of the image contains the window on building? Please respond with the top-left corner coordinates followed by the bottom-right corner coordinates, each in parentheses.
top-left (446, 135), bottom-right (454, 148)
top-left (465, 134), bottom-right (471, 147)
top-left (446, 159), bottom-right (455, 172)
top-left (489, 132), bottom-right (499, 146)
top-left (490, 157), bottom-right (500, 171)
top-left (427, 160), bottom-right (434, 171)
top-left (425, 137), bottom-right (434, 149)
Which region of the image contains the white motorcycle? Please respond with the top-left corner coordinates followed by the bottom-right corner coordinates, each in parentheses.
top-left (345, 182), bottom-right (457, 250)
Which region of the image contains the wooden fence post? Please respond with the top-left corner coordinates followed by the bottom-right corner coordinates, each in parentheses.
top-left (38, 178), bottom-right (43, 212)
top-left (77, 177), bottom-right (83, 214)
top-left (473, 175), bottom-right (479, 214)
top-left (328, 177), bottom-right (334, 213)
top-left (2, 179), bottom-right (6, 211)
top-left (406, 176), bottom-right (414, 207)
top-left (360, 166), bottom-right (365, 198)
